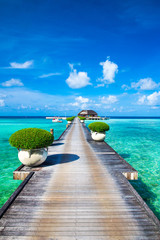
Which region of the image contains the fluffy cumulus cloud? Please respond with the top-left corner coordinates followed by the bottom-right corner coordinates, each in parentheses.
top-left (8, 60), bottom-right (33, 69)
top-left (147, 91), bottom-right (160, 105)
top-left (137, 91), bottom-right (160, 105)
top-left (123, 78), bottom-right (160, 91)
top-left (1, 78), bottom-right (24, 87)
top-left (131, 78), bottom-right (159, 90)
top-left (97, 58), bottom-right (118, 86)
top-left (66, 67), bottom-right (91, 89)
top-left (70, 96), bottom-right (89, 109)
top-left (100, 95), bottom-right (118, 104)
top-left (75, 96), bottom-right (89, 103)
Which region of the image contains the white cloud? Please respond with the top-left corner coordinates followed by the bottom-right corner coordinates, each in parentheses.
top-left (81, 103), bottom-right (88, 109)
top-left (70, 102), bottom-right (79, 107)
top-left (95, 103), bottom-right (101, 107)
top-left (70, 96), bottom-right (89, 109)
top-left (98, 57), bottom-right (118, 85)
top-left (39, 73), bottom-right (61, 78)
top-left (137, 91), bottom-right (160, 105)
top-left (8, 60), bottom-right (33, 69)
top-left (0, 99), bottom-right (5, 107)
top-left (75, 96), bottom-right (89, 103)
top-left (21, 105), bottom-right (28, 109)
top-left (68, 63), bottom-right (81, 70)
top-left (2, 78), bottom-right (24, 87)
top-left (122, 78), bottom-right (160, 91)
top-left (94, 83), bottom-right (105, 88)
top-left (68, 63), bottom-right (74, 70)
top-left (100, 95), bottom-right (118, 104)
top-left (66, 68), bottom-right (91, 89)
top-left (137, 95), bottom-right (146, 105)
top-left (147, 91), bottom-right (160, 105)
top-left (131, 78), bottom-right (159, 90)
top-left (0, 87), bottom-right (73, 112)
top-left (121, 84), bottom-right (130, 90)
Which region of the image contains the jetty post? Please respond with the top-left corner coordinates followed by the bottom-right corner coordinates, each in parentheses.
top-left (50, 128), bottom-right (54, 135)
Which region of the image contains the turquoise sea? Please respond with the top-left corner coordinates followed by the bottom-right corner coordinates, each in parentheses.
top-left (1, 117), bottom-right (160, 220)
top-left (86, 118), bottom-right (160, 219)
top-left (0, 117), bottom-right (67, 208)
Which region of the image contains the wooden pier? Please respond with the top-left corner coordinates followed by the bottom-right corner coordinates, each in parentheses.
top-left (0, 117), bottom-right (160, 239)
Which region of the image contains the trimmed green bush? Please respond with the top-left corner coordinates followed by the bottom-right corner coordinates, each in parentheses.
top-left (79, 117), bottom-right (86, 120)
top-left (66, 117), bottom-right (74, 121)
top-left (9, 128), bottom-right (54, 150)
top-left (88, 122), bottom-right (109, 133)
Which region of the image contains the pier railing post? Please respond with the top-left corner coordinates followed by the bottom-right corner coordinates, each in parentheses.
top-left (50, 129), bottom-right (54, 135)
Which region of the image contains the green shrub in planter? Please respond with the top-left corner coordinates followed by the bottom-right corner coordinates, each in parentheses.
top-left (79, 117), bottom-right (86, 120)
top-left (88, 122), bottom-right (109, 133)
top-left (9, 128), bottom-right (54, 150)
top-left (66, 117), bottom-right (74, 121)
top-left (67, 116), bottom-right (75, 121)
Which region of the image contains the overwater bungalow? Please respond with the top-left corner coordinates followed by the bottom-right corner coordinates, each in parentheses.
top-left (78, 110), bottom-right (109, 120)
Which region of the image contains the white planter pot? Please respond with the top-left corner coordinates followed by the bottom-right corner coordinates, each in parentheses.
top-left (18, 148), bottom-right (48, 167)
top-left (68, 121), bottom-right (72, 124)
top-left (91, 132), bottom-right (106, 142)
top-left (80, 120), bottom-right (84, 123)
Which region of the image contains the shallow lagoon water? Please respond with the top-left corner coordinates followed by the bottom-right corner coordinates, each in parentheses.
top-left (1, 117), bottom-right (160, 220)
top-left (0, 118), bottom-right (67, 208)
top-left (86, 118), bottom-right (160, 219)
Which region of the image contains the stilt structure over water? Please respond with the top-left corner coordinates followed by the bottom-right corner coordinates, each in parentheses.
top-left (0, 118), bottom-right (160, 239)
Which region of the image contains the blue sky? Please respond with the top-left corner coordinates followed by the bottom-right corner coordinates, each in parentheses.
top-left (0, 0), bottom-right (160, 116)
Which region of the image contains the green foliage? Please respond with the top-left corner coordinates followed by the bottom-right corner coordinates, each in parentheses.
top-left (79, 117), bottom-right (86, 120)
top-left (66, 116), bottom-right (74, 121)
top-left (88, 122), bottom-right (110, 133)
top-left (9, 128), bottom-right (54, 150)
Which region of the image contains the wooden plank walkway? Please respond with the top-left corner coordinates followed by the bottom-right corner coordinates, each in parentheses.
top-left (0, 117), bottom-right (160, 239)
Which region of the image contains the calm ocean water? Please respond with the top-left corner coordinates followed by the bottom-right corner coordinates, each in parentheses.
top-left (86, 118), bottom-right (160, 219)
top-left (0, 117), bottom-right (67, 208)
top-left (1, 117), bottom-right (160, 220)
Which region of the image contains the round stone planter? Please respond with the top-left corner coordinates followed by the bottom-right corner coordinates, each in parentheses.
top-left (80, 120), bottom-right (84, 123)
top-left (18, 148), bottom-right (48, 167)
top-left (91, 131), bottom-right (106, 142)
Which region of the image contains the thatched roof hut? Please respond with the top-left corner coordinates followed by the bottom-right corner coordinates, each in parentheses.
top-left (78, 110), bottom-right (98, 117)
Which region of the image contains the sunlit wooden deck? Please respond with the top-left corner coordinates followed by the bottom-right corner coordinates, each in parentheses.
top-left (0, 117), bottom-right (160, 239)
